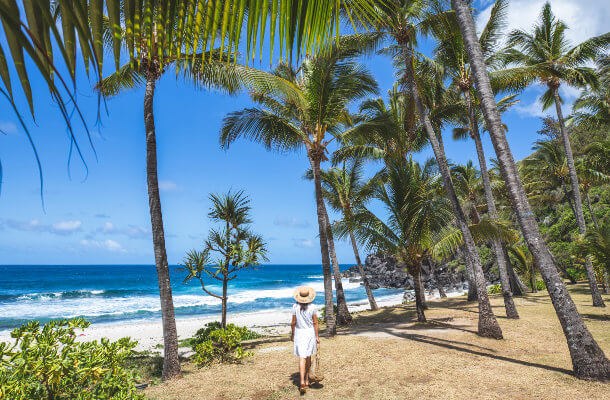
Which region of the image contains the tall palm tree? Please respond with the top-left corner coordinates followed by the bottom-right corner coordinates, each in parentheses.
top-left (522, 140), bottom-right (573, 212)
top-left (432, 0), bottom-right (519, 318)
top-left (500, 2), bottom-right (609, 307)
top-left (355, 158), bottom-right (453, 322)
top-left (219, 35), bottom-right (380, 334)
top-left (318, 158), bottom-right (382, 310)
top-left (364, 0), bottom-right (503, 338)
top-left (96, 25), bottom-right (302, 380)
top-left (451, 0), bottom-right (610, 380)
top-left (337, 86), bottom-right (481, 302)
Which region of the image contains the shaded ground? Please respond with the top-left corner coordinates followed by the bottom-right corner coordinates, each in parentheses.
top-left (145, 284), bottom-right (609, 400)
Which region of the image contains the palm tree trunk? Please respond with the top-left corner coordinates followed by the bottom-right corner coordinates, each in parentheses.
top-left (584, 191), bottom-right (600, 231)
top-left (221, 275), bottom-right (228, 329)
top-left (530, 262), bottom-right (537, 293)
top-left (416, 266), bottom-right (428, 310)
top-left (466, 262), bottom-right (478, 301)
top-left (405, 67), bottom-right (502, 339)
top-left (552, 87), bottom-right (605, 308)
top-left (322, 208), bottom-right (352, 324)
top-left (465, 90), bottom-right (518, 319)
top-left (309, 150), bottom-right (337, 335)
top-left (412, 262), bottom-right (426, 322)
top-left (452, 0), bottom-right (610, 380)
top-left (144, 75), bottom-right (181, 380)
top-left (504, 246), bottom-right (527, 296)
top-left (602, 270), bottom-right (610, 295)
top-left (348, 230), bottom-right (378, 310)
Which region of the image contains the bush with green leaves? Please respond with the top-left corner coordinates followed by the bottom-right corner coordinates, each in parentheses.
top-left (192, 324), bottom-right (254, 367)
top-left (189, 321), bottom-right (260, 352)
top-left (487, 283), bottom-right (502, 295)
top-left (535, 280), bottom-right (547, 291)
top-left (0, 318), bottom-right (144, 400)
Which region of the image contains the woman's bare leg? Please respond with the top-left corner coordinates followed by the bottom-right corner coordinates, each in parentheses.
top-left (305, 356), bottom-right (311, 386)
top-left (299, 357), bottom-right (307, 386)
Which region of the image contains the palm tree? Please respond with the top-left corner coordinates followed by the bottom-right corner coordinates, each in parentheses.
top-left (363, 0), bottom-right (503, 338)
top-left (432, 0), bottom-right (519, 318)
top-left (355, 158), bottom-right (453, 322)
top-left (583, 216), bottom-right (610, 279)
top-left (335, 85), bottom-right (428, 164)
top-left (96, 22), bottom-right (302, 380)
top-left (451, 0), bottom-right (610, 380)
top-left (183, 191), bottom-right (268, 328)
top-left (571, 56), bottom-right (610, 128)
top-left (500, 2), bottom-right (609, 307)
top-left (522, 140), bottom-right (573, 211)
top-left (318, 158), bottom-right (382, 310)
top-left (219, 35), bottom-right (380, 334)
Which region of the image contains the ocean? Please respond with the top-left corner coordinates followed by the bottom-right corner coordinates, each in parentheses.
top-left (0, 264), bottom-right (404, 331)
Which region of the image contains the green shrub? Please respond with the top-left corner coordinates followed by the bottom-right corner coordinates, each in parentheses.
top-left (0, 318), bottom-right (144, 400)
top-left (192, 325), bottom-right (253, 367)
top-left (189, 322), bottom-right (260, 351)
top-left (565, 267), bottom-right (587, 283)
top-left (536, 279), bottom-right (547, 291)
top-left (487, 283), bottom-right (502, 295)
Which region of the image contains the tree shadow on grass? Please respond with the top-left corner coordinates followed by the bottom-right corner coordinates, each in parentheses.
top-left (580, 313), bottom-right (610, 322)
top-left (381, 328), bottom-right (572, 376)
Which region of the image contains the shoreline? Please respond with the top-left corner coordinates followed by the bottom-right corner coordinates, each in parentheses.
top-left (0, 289), bottom-right (466, 352)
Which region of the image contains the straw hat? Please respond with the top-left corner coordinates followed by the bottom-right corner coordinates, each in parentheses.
top-left (293, 286), bottom-right (316, 303)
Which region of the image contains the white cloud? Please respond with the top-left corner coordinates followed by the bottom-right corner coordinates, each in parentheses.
top-left (95, 222), bottom-right (150, 239)
top-left (0, 218), bottom-right (82, 235)
top-left (274, 216), bottom-right (311, 229)
top-left (52, 220), bottom-right (83, 234)
top-left (0, 121), bottom-right (18, 135)
top-left (293, 238), bottom-right (314, 248)
top-left (80, 239), bottom-right (127, 253)
top-left (476, 0), bottom-right (610, 46)
top-left (158, 180), bottom-right (179, 192)
top-left (511, 84), bottom-right (576, 118)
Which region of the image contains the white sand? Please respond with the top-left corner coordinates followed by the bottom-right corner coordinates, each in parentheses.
top-left (0, 289), bottom-right (466, 352)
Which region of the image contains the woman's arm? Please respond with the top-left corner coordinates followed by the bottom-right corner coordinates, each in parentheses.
top-left (313, 312), bottom-right (320, 344)
top-left (290, 315), bottom-right (296, 341)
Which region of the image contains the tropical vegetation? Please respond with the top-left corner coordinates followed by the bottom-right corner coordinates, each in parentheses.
top-left (1, 0), bottom-right (609, 387)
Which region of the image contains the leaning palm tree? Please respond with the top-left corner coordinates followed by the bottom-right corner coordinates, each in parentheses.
top-left (362, 0), bottom-right (503, 338)
top-left (432, 0), bottom-right (519, 318)
top-left (451, 0), bottom-right (610, 380)
top-left (220, 34), bottom-right (380, 334)
top-left (356, 158), bottom-right (453, 322)
top-left (318, 158), bottom-right (382, 310)
top-left (499, 2), bottom-right (609, 307)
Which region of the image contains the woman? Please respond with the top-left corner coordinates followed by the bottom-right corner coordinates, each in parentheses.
top-left (290, 286), bottom-right (320, 394)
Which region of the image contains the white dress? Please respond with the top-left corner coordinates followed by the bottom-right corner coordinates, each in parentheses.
top-left (292, 303), bottom-right (317, 357)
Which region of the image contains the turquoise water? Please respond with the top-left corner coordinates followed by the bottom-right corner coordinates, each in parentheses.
top-left (0, 264), bottom-right (403, 330)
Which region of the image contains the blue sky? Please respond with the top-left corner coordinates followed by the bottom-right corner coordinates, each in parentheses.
top-left (0, 0), bottom-right (607, 265)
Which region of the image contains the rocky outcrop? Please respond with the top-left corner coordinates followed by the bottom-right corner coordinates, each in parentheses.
top-left (342, 253), bottom-right (472, 292)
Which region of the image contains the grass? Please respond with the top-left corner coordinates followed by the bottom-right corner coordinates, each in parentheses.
top-left (144, 283), bottom-right (609, 400)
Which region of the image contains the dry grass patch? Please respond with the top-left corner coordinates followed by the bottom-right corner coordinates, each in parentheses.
top-left (145, 284), bottom-right (609, 400)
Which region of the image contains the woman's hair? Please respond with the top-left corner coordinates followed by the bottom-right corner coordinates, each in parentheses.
top-left (298, 302), bottom-right (308, 312)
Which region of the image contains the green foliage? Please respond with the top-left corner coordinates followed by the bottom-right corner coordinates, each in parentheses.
top-left (192, 325), bottom-right (255, 367)
top-left (487, 283), bottom-right (502, 295)
top-left (189, 322), bottom-right (260, 352)
top-left (565, 267), bottom-right (587, 283)
top-left (0, 318), bottom-right (144, 400)
top-left (535, 280), bottom-right (547, 291)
